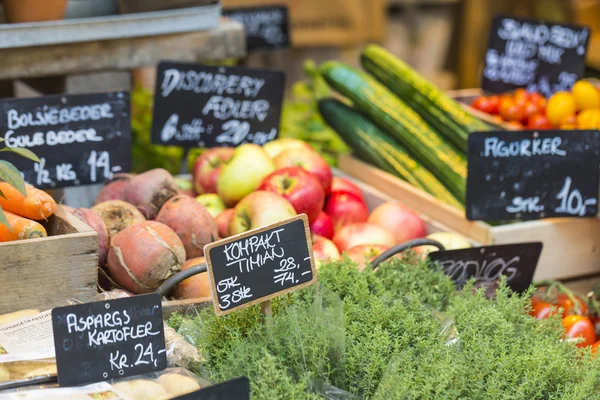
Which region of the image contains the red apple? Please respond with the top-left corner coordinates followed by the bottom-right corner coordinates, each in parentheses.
top-left (312, 235), bottom-right (340, 267)
top-left (229, 191), bottom-right (297, 236)
top-left (368, 202), bottom-right (427, 244)
top-left (330, 177), bottom-right (364, 201)
top-left (310, 211), bottom-right (334, 240)
top-left (273, 148), bottom-right (332, 194)
top-left (258, 167), bottom-right (324, 223)
top-left (192, 147), bottom-right (234, 194)
top-left (324, 192), bottom-right (369, 232)
top-left (333, 222), bottom-right (395, 253)
top-left (215, 208), bottom-right (235, 239)
top-left (345, 244), bottom-right (390, 271)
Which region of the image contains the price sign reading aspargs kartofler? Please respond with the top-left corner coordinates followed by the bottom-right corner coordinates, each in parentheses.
top-left (466, 130), bottom-right (600, 222)
top-left (152, 62), bottom-right (285, 148)
top-left (204, 215), bottom-right (316, 316)
top-left (0, 92), bottom-right (131, 190)
top-left (52, 293), bottom-right (167, 387)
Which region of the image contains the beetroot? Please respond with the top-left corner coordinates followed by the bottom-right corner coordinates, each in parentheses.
top-left (122, 169), bottom-right (178, 219)
top-left (107, 221), bottom-right (185, 293)
top-left (72, 208), bottom-right (109, 267)
top-left (94, 173), bottom-right (134, 204)
top-left (156, 196), bottom-right (216, 258)
top-left (91, 200), bottom-right (145, 238)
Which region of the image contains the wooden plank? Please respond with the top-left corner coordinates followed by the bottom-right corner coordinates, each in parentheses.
top-left (0, 19), bottom-right (246, 80)
top-left (0, 205), bottom-right (98, 314)
top-left (338, 155), bottom-right (493, 244)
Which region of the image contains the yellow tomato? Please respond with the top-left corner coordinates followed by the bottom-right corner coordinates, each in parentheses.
top-left (576, 109), bottom-right (600, 129)
top-left (546, 92), bottom-right (577, 126)
top-left (572, 80), bottom-right (600, 111)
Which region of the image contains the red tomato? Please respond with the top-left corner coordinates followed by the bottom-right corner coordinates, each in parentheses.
top-left (562, 315), bottom-right (596, 348)
top-left (530, 300), bottom-right (557, 320)
top-left (488, 95), bottom-right (500, 114)
top-left (499, 97), bottom-right (525, 122)
top-left (526, 114), bottom-right (553, 130)
top-left (471, 97), bottom-right (494, 114)
top-left (555, 293), bottom-right (588, 317)
top-left (513, 88), bottom-right (530, 105)
top-left (592, 340), bottom-right (600, 355)
top-left (505, 120), bottom-right (524, 130)
top-left (522, 101), bottom-right (541, 122)
top-left (529, 92), bottom-right (547, 110)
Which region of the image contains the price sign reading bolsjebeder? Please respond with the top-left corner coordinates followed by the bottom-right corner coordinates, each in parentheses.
top-left (0, 92), bottom-right (131, 190)
top-left (466, 130), bottom-right (600, 222)
top-left (152, 62), bottom-right (285, 148)
top-left (204, 215), bottom-right (316, 316)
top-left (52, 293), bottom-right (167, 387)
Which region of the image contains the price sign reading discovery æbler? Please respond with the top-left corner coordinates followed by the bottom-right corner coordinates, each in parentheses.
top-left (466, 130), bottom-right (600, 222)
top-left (52, 294), bottom-right (167, 387)
top-left (152, 62), bottom-right (285, 148)
top-left (204, 215), bottom-right (316, 316)
top-left (0, 92), bottom-right (131, 190)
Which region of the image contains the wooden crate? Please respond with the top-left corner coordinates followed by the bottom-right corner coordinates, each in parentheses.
top-left (339, 155), bottom-right (600, 281)
top-left (0, 205), bottom-right (98, 314)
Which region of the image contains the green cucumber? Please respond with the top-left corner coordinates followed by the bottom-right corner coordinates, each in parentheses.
top-left (318, 98), bottom-right (463, 209)
top-left (320, 61), bottom-right (466, 203)
top-left (361, 45), bottom-right (489, 152)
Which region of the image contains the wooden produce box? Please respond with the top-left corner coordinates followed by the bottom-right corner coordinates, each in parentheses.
top-left (0, 206), bottom-right (98, 314)
top-left (339, 155), bottom-right (600, 282)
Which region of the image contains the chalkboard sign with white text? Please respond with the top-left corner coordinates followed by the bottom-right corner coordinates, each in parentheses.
top-left (52, 293), bottom-right (167, 387)
top-left (152, 62), bottom-right (285, 148)
top-left (0, 92), bottom-right (131, 190)
top-left (482, 16), bottom-right (590, 97)
top-left (466, 130), bottom-right (600, 221)
top-left (428, 242), bottom-right (543, 292)
top-left (223, 5), bottom-right (290, 52)
top-left (204, 214), bottom-right (316, 316)
top-left (172, 377), bottom-right (250, 400)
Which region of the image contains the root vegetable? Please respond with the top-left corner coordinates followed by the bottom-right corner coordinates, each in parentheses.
top-left (107, 221), bottom-right (185, 294)
top-left (123, 169), bottom-right (178, 219)
top-left (72, 208), bottom-right (109, 266)
top-left (0, 211), bottom-right (47, 242)
top-left (94, 173), bottom-right (134, 204)
top-left (158, 373), bottom-right (201, 396)
top-left (156, 196), bottom-right (216, 258)
top-left (0, 183), bottom-right (56, 220)
top-left (172, 257), bottom-right (210, 299)
top-left (91, 200), bottom-right (145, 238)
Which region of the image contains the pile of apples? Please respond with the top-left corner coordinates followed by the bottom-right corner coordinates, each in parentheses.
top-left (192, 138), bottom-right (454, 271)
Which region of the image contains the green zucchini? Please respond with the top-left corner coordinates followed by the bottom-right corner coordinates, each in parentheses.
top-left (320, 61), bottom-right (466, 203)
top-left (361, 45), bottom-right (489, 153)
top-left (318, 98), bottom-right (463, 209)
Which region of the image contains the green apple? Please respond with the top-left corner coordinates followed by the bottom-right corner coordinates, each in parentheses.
top-left (217, 144), bottom-right (275, 206)
top-left (196, 194), bottom-right (226, 218)
top-left (229, 191), bottom-right (297, 235)
top-left (263, 138), bottom-right (312, 159)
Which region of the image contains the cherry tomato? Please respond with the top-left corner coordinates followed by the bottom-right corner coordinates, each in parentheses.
top-left (471, 97), bottom-right (494, 114)
top-left (499, 97), bottom-right (525, 122)
top-left (562, 315), bottom-right (596, 348)
top-left (529, 92), bottom-right (547, 110)
top-left (526, 114), bottom-right (553, 130)
top-left (522, 101), bottom-right (541, 122)
top-left (487, 95), bottom-right (500, 114)
top-left (555, 293), bottom-right (588, 317)
top-left (505, 120), bottom-right (524, 130)
top-left (513, 88), bottom-right (530, 105)
top-left (530, 300), bottom-right (557, 320)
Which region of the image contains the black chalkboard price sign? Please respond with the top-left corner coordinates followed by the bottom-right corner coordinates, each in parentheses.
top-left (428, 242), bottom-right (543, 293)
top-left (172, 377), bottom-right (250, 400)
top-left (0, 92), bottom-right (131, 190)
top-left (482, 16), bottom-right (590, 97)
top-left (152, 62), bottom-right (285, 148)
top-left (223, 5), bottom-right (290, 52)
top-left (204, 214), bottom-right (316, 316)
top-left (466, 130), bottom-right (600, 222)
top-left (52, 293), bottom-right (167, 387)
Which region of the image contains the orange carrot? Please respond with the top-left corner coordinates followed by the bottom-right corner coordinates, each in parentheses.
top-left (0, 211), bottom-right (47, 242)
top-left (0, 183), bottom-right (56, 220)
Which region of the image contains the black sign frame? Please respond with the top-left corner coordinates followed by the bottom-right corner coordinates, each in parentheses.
top-left (204, 214), bottom-right (316, 316)
top-left (172, 377), bottom-right (250, 400)
top-left (151, 61), bottom-right (285, 148)
top-left (466, 129), bottom-right (600, 222)
top-left (428, 242), bottom-right (543, 293)
top-left (0, 92), bottom-right (131, 190)
top-left (52, 293), bottom-right (167, 387)
top-left (482, 15), bottom-right (590, 96)
top-left (223, 5), bottom-right (291, 52)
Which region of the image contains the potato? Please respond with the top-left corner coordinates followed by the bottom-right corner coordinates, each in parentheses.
top-left (158, 373), bottom-right (201, 396)
top-left (112, 380), bottom-right (170, 400)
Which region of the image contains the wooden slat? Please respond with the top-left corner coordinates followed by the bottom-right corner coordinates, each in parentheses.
top-left (0, 20), bottom-right (246, 80)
